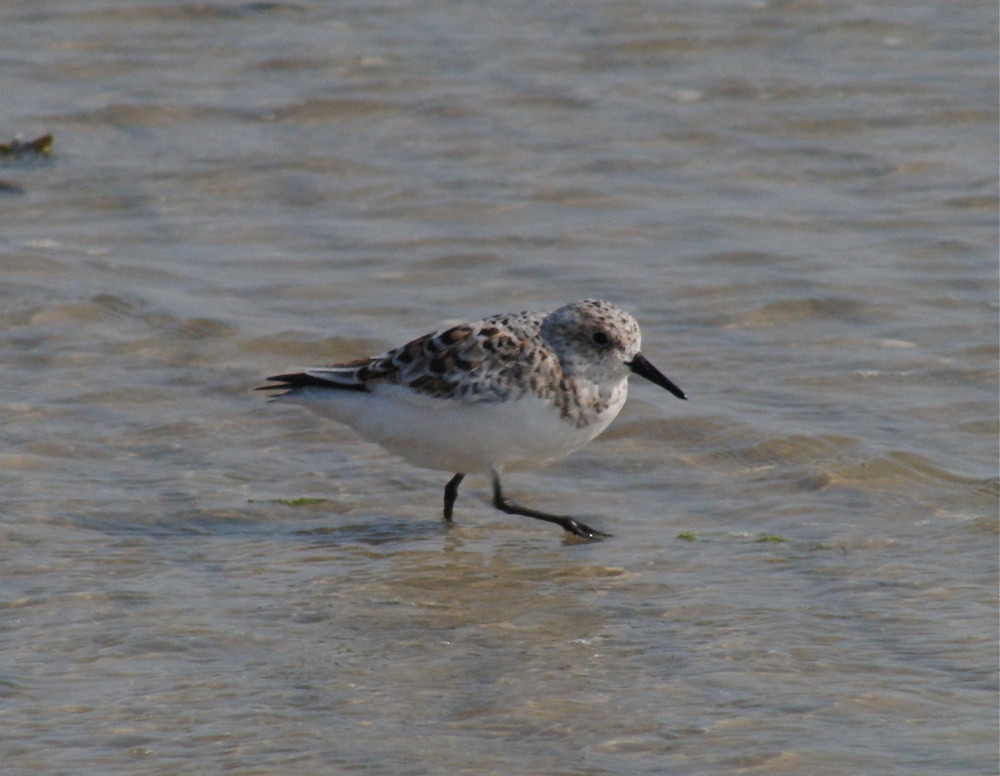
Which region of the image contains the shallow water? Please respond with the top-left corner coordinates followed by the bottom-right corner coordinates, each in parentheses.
top-left (1, 1), bottom-right (997, 774)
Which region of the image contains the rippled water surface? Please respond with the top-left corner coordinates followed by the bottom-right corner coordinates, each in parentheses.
top-left (2, 1), bottom-right (997, 774)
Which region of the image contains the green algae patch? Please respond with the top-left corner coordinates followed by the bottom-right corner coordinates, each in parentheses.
top-left (677, 531), bottom-right (792, 543)
top-left (251, 497), bottom-right (329, 507)
top-left (0, 133), bottom-right (53, 157)
top-left (754, 534), bottom-right (790, 543)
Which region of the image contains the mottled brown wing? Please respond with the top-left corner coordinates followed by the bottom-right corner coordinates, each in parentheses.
top-left (259, 313), bottom-right (555, 402)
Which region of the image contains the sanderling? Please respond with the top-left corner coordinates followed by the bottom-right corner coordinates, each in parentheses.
top-left (258, 299), bottom-right (686, 539)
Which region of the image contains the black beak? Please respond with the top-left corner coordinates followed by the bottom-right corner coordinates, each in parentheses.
top-left (629, 353), bottom-right (687, 400)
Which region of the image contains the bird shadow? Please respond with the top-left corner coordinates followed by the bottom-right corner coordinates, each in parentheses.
top-left (293, 518), bottom-right (448, 547)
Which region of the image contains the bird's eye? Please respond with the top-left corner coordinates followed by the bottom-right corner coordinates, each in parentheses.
top-left (591, 331), bottom-right (610, 346)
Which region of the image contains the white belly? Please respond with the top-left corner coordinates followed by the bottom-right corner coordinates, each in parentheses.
top-left (282, 383), bottom-right (628, 474)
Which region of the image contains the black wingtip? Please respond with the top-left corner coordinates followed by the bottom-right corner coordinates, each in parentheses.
top-left (255, 372), bottom-right (369, 393)
top-left (255, 373), bottom-right (302, 392)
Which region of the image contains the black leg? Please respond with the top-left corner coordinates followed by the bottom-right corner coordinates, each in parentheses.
top-left (443, 473), bottom-right (465, 522)
top-left (489, 470), bottom-right (610, 540)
